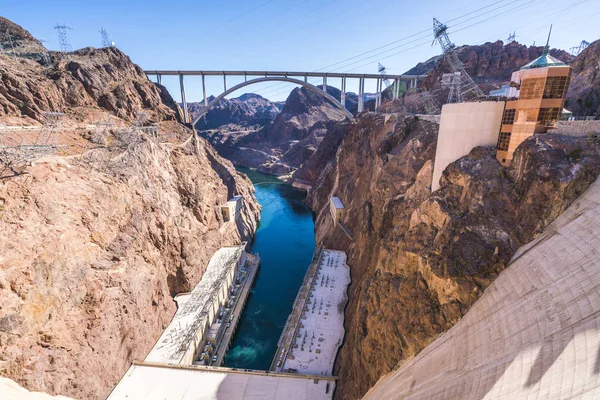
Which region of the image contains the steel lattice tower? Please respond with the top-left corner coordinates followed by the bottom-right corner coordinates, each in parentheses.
top-left (99, 27), bottom-right (112, 48)
top-left (377, 63), bottom-right (391, 88)
top-left (54, 23), bottom-right (73, 52)
top-left (570, 40), bottom-right (589, 56)
top-left (433, 18), bottom-right (484, 102)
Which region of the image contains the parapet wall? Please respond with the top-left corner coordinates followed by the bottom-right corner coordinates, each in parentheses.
top-left (552, 120), bottom-right (600, 136)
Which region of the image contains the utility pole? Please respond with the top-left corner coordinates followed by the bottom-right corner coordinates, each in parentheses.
top-left (54, 23), bottom-right (73, 52)
top-left (433, 18), bottom-right (484, 103)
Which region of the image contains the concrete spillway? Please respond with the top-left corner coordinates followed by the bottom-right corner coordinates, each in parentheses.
top-left (363, 179), bottom-right (600, 399)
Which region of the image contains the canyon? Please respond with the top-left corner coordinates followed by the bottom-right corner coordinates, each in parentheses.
top-left (304, 113), bottom-right (600, 399)
top-left (1, 13), bottom-right (600, 400)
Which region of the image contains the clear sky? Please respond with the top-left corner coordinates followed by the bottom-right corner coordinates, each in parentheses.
top-left (3, 0), bottom-right (599, 102)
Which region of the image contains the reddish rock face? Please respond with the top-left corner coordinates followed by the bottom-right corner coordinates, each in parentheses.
top-left (0, 41), bottom-right (181, 124)
top-left (0, 134), bottom-right (260, 400)
top-left (566, 39), bottom-right (600, 117)
top-left (195, 86), bottom-right (349, 176)
top-left (420, 41), bottom-right (574, 93)
top-left (0, 17), bottom-right (259, 400)
top-left (304, 113), bottom-right (600, 400)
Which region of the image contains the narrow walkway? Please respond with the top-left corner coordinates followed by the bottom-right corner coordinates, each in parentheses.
top-left (213, 254), bottom-right (260, 366)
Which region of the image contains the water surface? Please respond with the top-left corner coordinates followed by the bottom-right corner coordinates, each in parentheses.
top-left (223, 168), bottom-right (315, 370)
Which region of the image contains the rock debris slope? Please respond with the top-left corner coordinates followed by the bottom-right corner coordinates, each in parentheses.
top-left (305, 113), bottom-right (600, 399)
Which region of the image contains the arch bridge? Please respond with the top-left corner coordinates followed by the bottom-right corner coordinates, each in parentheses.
top-left (144, 70), bottom-right (427, 124)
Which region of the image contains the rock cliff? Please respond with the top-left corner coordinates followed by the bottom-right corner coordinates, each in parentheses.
top-left (0, 132), bottom-right (259, 400)
top-left (0, 17), bottom-right (260, 400)
top-left (565, 39), bottom-right (600, 116)
top-left (305, 113), bottom-right (600, 399)
top-left (197, 86), bottom-right (349, 176)
top-left (0, 20), bottom-right (181, 125)
top-left (419, 41), bottom-right (573, 94)
top-left (191, 93), bottom-right (283, 130)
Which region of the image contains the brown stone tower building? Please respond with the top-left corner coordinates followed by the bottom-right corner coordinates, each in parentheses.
top-left (496, 38), bottom-right (571, 166)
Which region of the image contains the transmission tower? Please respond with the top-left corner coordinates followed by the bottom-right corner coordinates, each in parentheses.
top-left (506, 31), bottom-right (517, 43)
top-left (441, 72), bottom-right (462, 103)
top-left (99, 27), bottom-right (112, 48)
top-left (377, 63), bottom-right (391, 88)
top-left (570, 40), bottom-right (589, 56)
top-left (432, 18), bottom-right (485, 102)
top-left (54, 23), bottom-right (73, 52)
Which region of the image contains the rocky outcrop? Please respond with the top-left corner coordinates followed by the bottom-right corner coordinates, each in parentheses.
top-left (197, 85), bottom-right (350, 176)
top-left (0, 16), bottom-right (259, 400)
top-left (0, 29), bottom-right (181, 125)
top-left (420, 41), bottom-right (574, 93)
top-left (305, 113), bottom-right (600, 399)
top-left (191, 93), bottom-right (283, 130)
top-left (363, 178), bottom-right (600, 399)
top-left (566, 39), bottom-right (600, 116)
top-left (0, 132), bottom-right (260, 399)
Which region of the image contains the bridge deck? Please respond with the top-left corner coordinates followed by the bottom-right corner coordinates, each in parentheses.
top-left (144, 70), bottom-right (426, 80)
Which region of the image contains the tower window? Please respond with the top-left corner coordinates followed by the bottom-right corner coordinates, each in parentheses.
top-left (543, 76), bottom-right (570, 99)
top-left (519, 78), bottom-right (545, 99)
top-left (537, 108), bottom-right (561, 126)
top-left (497, 131), bottom-right (512, 151)
top-left (502, 109), bottom-right (516, 125)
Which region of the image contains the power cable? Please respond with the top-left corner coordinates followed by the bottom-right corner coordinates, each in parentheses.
top-left (255, 0), bottom-right (538, 98)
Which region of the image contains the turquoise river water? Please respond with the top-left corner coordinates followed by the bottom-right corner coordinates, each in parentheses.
top-left (223, 168), bottom-right (316, 370)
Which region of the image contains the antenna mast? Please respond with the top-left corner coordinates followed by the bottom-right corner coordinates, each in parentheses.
top-left (54, 23), bottom-right (73, 52)
top-left (432, 18), bottom-right (484, 102)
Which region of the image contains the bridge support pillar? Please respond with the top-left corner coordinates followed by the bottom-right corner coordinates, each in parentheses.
top-left (323, 76), bottom-right (327, 94)
top-left (358, 77), bottom-right (364, 113)
top-left (179, 74), bottom-right (189, 124)
top-left (393, 78), bottom-right (399, 100)
top-left (223, 75), bottom-right (227, 92)
top-left (157, 74), bottom-right (162, 85)
top-left (376, 79), bottom-right (382, 110)
top-left (202, 74), bottom-right (208, 107)
top-left (341, 77), bottom-right (346, 109)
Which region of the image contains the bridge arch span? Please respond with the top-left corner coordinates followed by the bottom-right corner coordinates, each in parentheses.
top-left (191, 76), bottom-right (353, 127)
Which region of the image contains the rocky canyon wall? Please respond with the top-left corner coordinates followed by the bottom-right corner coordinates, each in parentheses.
top-left (0, 132), bottom-right (260, 399)
top-left (0, 16), bottom-right (181, 125)
top-left (0, 17), bottom-right (260, 400)
top-left (305, 113), bottom-right (600, 399)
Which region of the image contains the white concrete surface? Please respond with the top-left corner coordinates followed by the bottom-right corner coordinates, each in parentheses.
top-left (329, 197), bottom-right (345, 225)
top-left (363, 179), bottom-right (600, 399)
top-left (107, 364), bottom-right (335, 400)
top-left (0, 377), bottom-right (73, 400)
top-left (283, 250), bottom-right (350, 376)
top-left (431, 101), bottom-right (505, 191)
top-left (146, 246), bottom-right (245, 364)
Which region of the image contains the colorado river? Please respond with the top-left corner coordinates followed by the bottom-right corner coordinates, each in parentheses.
top-left (224, 168), bottom-right (315, 370)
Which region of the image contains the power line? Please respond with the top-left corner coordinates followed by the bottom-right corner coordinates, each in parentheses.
top-left (254, 0), bottom-right (536, 98)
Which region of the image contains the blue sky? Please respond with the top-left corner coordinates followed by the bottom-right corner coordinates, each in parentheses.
top-left (3, 0), bottom-right (599, 102)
